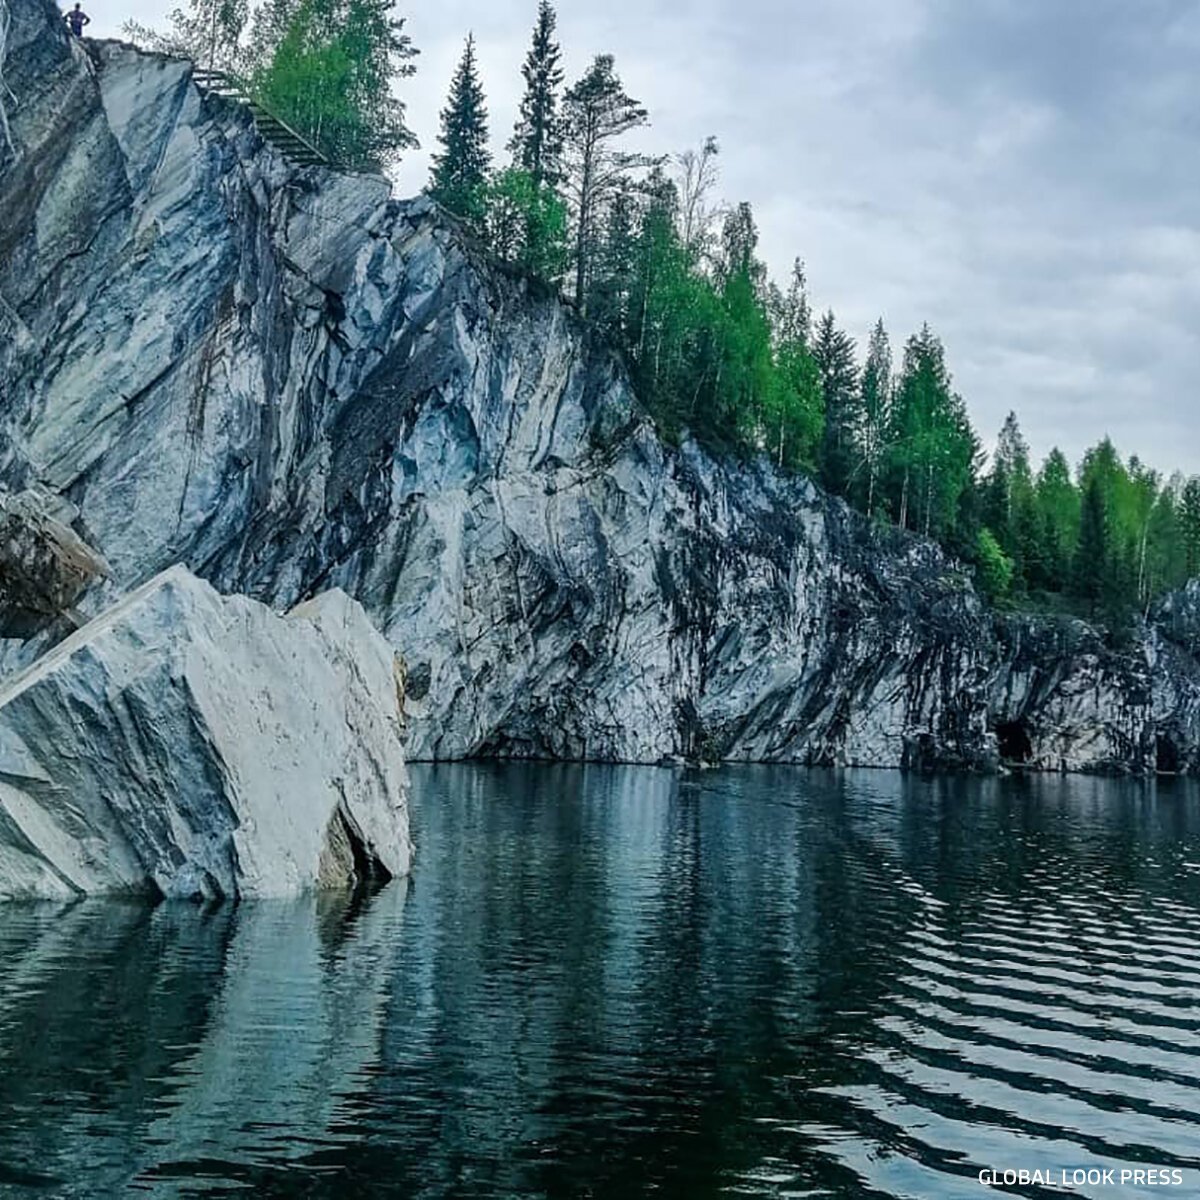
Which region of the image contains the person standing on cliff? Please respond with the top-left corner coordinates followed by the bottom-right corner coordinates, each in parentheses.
top-left (64, 4), bottom-right (90, 36)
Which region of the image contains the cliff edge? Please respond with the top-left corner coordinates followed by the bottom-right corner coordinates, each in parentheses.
top-left (2, 0), bottom-right (1196, 774)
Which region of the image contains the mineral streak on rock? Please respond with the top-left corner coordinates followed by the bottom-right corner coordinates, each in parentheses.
top-left (0, 0), bottom-right (1197, 776)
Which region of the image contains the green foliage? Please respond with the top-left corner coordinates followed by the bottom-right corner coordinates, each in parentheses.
top-left (597, 191), bottom-right (822, 469)
top-left (976, 527), bottom-right (1015, 602)
top-left (1034, 447), bottom-right (1079, 589)
top-left (561, 54), bottom-right (655, 309)
top-left (883, 325), bottom-right (977, 542)
top-left (429, 35), bottom-right (491, 225)
top-left (483, 167), bottom-right (568, 279)
top-left (124, 0), bottom-right (249, 69)
top-left (855, 318), bottom-right (891, 518)
top-left (249, 0), bottom-right (417, 170)
top-left (508, 0), bottom-right (563, 189)
top-left (1182, 479), bottom-right (1200, 579)
top-left (813, 310), bottom-right (859, 496)
top-left (130, 3), bottom-right (1194, 625)
top-left (1075, 469), bottom-right (1112, 615)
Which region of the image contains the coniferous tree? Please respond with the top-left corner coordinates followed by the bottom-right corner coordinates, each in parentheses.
top-left (982, 412), bottom-right (1043, 589)
top-left (508, 1), bottom-right (564, 189)
top-left (1034, 447), bottom-right (1079, 593)
top-left (1182, 478), bottom-right (1200, 580)
top-left (885, 324), bottom-right (976, 539)
top-left (562, 55), bottom-right (654, 310)
top-left (429, 34), bottom-right (491, 224)
top-left (714, 204), bottom-right (775, 447)
top-left (1075, 471), bottom-right (1110, 616)
top-left (590, 186), bottom-right (639, 340)
top-left (768, 259), bottom-right (812, 350)
top-left (856, 317), bottom-right (891, 517)
top-left (813, 310), bottom-right (859, 498)
top-left (718, 203), bottom-right (766, 292)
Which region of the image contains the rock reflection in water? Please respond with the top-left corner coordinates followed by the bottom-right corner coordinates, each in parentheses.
top-left (2, 766), bottom-right (1200, 1198)
top-left (0, 885), bottom-right (406, 1196)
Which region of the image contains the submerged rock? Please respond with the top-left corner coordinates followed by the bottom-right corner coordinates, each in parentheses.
top-left (0, 0), bottom-right (1197, 775)
top-left (0, 566), bottom-right (411, 900)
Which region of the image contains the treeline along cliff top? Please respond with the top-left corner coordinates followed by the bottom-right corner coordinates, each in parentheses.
top-left (60, 0), bottom-right (1200, 628)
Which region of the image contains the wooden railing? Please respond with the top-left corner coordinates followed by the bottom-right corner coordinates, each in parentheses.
top-left (192, 68), bottom-right (328, 168)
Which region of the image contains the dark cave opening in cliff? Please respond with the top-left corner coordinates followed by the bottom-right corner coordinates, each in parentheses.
top-left (1157, 735), bottom-right (1181, 775)
top-left (996, 720), bottom-right (1033, 765)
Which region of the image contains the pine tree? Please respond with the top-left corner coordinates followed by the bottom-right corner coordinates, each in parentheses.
top-left (561, 55), bottom-right (654, 311)
top-left (813, 310), bottom-right (859, 498)
top-left (429, 34), bottom-right (491, 224)
top-left (982, 412), bottom-right (1043, 588)
top-left (508, 1), bottom-right (563, 189)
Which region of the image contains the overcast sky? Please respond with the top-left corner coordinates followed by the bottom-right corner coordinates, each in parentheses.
top-left (90, 1), bottom-right (1200, 475)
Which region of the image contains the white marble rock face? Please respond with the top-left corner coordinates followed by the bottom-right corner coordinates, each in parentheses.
top-left (0, 567), bottom-right (412, 900)
top-left (0, 0), bottom-right (1197, 778)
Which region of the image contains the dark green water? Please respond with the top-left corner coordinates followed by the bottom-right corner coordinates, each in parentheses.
top-left (2, 765), bottom-right (1200, 1198)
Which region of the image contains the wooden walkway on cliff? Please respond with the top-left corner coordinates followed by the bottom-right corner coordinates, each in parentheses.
top-left (192, 69), bottom-right (328, 168)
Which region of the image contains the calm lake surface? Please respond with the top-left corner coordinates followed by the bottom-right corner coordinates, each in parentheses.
top-left (2, 765), bottom-right (1200, 1198)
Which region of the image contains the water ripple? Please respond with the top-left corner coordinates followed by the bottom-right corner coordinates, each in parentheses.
top-left (0, 766), bottom-right (1199, 1197)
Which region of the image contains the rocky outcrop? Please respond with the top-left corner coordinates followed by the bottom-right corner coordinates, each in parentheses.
top-left (0, 566), bottom-right (411, 899)
top-left (0, 488), bottom-right (109, 635)
top-left (0, 0), bottom-right (1196, 775)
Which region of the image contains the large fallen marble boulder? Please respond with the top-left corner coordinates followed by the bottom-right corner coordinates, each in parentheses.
top-left (0, 566), bottom-right (411, 900)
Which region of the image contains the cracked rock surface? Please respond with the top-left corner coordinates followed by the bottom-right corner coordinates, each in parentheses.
top-left (0, 566), bottom-right (411, 899)
top-left (1, 0), bottom-right (1197, 774)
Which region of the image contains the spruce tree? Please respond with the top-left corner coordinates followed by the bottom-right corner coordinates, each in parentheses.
top-left (1034, 447), bottom-right (1079, 593)
top-left (429, 35), bottom-right (491, 224)
top-left (1075, 472), bottom-right (1110, 615)
top-left (590, 187), bottom-right (638, 340)
top-left (719, 203), bottom-right (767, 292)
top-left (769, 259), bottom-right (812, 350)
top-left (508, 1), bottom-right (563, 189)
top-left (982, 412), bottom-right (1043, 588)
top-left (813, 310), bottom-right (859, 499)
top-left (1182, 478), bottom-right (1200, 580)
